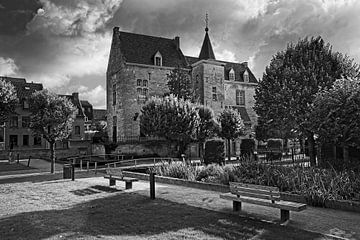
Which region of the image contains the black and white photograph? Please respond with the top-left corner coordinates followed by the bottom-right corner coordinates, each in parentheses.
top-left (1, 0), bottom-right (360, 239)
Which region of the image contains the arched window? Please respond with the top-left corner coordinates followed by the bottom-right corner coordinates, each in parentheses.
top-left (243, 70), bottom-right (249, 82)
top-left (154, 51), bottom-right (162, 66)
top-left (229, 68), bottom-right (235, 81)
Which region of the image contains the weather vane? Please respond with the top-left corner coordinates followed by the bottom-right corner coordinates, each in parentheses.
top-left (205, 12), bottom-right (209, 32)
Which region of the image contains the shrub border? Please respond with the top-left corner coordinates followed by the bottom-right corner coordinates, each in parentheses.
top-left (123, 171), bottom-right (360, 213)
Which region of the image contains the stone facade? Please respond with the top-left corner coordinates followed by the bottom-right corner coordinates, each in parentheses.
top-left (106, 27), bottom-right (258, 149)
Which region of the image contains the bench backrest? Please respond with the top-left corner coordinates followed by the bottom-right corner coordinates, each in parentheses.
top-left (106, 168), bottom-right (124, 178)
top-left (229, 182), bottom-right (280, 202)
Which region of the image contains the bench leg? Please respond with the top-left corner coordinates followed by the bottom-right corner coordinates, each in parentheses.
top-left (125, 181), bottom-right (132, 189)
top-left (233, 201), bottom-right (241, 211)
top-left (280, 209), bottom-right (290, 222)
top-left (109, 179), bottom-right (116, 186)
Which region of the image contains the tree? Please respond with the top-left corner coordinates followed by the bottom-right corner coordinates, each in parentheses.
top-left (167, 66), bottom-right (193, 101)
top-left (29, 90), bottom-right (77, 173)
top-left (217, 108), bottom-right (245, 163)
top-left (254, 36), bottom-right (360, 166)
top-left (310, 78), bottom-right (360, 163)
top-left (0, 80), bottom-right (18, 122)
top-left (140, 95), bottom-right (199, 157)
top-left (195, 105), bottom-right (218, 161)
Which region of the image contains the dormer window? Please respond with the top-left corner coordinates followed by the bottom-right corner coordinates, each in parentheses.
top-left (243, 70), bottom-right (249, 82)
top-left (154, 51), bottom-right (162, 66)
top-left (229, 68), bottom-right (235, 81)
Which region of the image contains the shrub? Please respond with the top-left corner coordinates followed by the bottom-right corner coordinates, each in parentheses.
top-left (240, 139), bottom-right (255, 158)
top-left (204, 140), bottom-right (225, 165)
top-left (152, 161), bottom-right (198, 181)
top-left (196, 164), bottom-right (238, 185)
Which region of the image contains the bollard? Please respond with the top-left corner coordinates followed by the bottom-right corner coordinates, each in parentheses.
top-left (80, 160), bottom-right (83, 170)
top-left (95, 162), bottom-right (97, 174)
top-left (150, 171), bottom-right (156, 199)
top-left (71, 164), bottom-right (75, 181)
top-left (17, 153), bottom-right (20, 164)
top-left (87, 161), bottom-right (89, 171)
top-left (27, 156), bottom-right (31, 167)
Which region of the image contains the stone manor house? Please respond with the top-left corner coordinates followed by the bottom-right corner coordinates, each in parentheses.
top-left (106, 26), bottom-right (258, 156)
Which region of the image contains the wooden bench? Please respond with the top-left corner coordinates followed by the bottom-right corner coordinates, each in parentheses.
top-left (104, 168), bottom-right (138, 189)
top-left (220, 182), bottom-right (306, 222)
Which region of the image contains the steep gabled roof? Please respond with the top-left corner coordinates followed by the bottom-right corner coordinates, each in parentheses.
top-left (1, 76), bottom-right (43, 99)
top-left (118, 31), bottom-right (188, 68)
top-left (184, 56), bottom-right (258, 83)
top-left (198, 31), bottom-right (216, 60)
top-left (222, 61), bottom-right (258, 83)
top-left (81, 100), bottom-right (93, 120)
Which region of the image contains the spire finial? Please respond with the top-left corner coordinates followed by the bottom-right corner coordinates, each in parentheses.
top-left (205, 12), bottom-right (209, 32)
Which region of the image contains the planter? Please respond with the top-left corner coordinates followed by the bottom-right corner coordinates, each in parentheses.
top-left (123, 171), bottom-right (360, 213)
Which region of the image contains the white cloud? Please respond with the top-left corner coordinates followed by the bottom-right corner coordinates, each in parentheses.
top-left (215, 49), bottom-right (236, 62)
top-left (78, 85), bottom-right (106, 109)
top-left (0, 57), bottom-right (18, 76)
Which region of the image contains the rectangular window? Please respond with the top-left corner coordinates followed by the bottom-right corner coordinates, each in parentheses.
top-left (23, 135), bottom-right (29, 146)
top-left (112, 84), bottom-right (116, 106)
top-left (155, 57), bottom-right (161, 66)
top-left (34, 136), bottom-right (41, 146)
top-left (137, 79), bottom-right (142, 86)
top-left (112, 116), bottom-right (117, 143)
top-left (23, 99), bottom-right (29, 109)
top-left (10, 135), bottom-right (18, 147)
top-left (236, 90), bottom-right (245, 105)
top-left (75, 126), bottom-right (80, 135)
top-left (10, 116), bottom-right (18, 128)
top-left (143, 80), bottom-right (148, 87)
top-left (212, 87), bottom-right (217, 101)
top-left (22, 116), bottom-right (30, 128)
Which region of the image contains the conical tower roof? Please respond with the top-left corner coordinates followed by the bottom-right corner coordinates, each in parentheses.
top-left (199, 30), bottom-right (216, 60)
top-left (198, 14), bottom-right (215, 60)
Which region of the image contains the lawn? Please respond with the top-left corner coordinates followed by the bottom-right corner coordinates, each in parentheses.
top-left (0, 177), bottom-right (326, 240)
top-left (0, 162), bottom-right (35, 173)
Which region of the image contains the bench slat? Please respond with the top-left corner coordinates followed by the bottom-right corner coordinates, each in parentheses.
top-left (230, 182), bottom-right (279, 192)
top-left (104, 175), bottom-right (138, 182)
top-left (230, 185), bottom-right (280, 196)
top-left (230, 189), bottom-right (280, 201)
top-left (220, 193), bottom-right (306, 212)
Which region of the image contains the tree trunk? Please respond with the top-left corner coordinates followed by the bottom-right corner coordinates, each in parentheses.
top-left (50, 142), bottom-right (55, 174)
top-left (343, 144), bottom-right (349, 164)
top-left (199, 141), bottom-right (204, 162)
top-left (333, 145), bottom-right (337, 163)
top-left (227, 139), bottom-right (231, 165)
top-left (307, 133), bottom-right (316, 167)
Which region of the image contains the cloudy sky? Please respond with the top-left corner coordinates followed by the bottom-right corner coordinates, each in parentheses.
top-left (1, 0), bottom-right (360, 109)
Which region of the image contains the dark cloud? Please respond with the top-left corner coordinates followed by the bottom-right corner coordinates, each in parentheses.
top-left (1, 0), bottom-right (360, 108)
top-left (0, 0), bottom-right (42, 34)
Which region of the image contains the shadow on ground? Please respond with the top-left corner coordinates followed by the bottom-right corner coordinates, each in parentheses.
top-left (0, 191), bottom-right (325, 240)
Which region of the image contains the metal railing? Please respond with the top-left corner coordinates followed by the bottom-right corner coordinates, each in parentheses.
top-left (106, 157), bottom-right (177, 169)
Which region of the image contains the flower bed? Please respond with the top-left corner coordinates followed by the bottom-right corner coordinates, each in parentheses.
top-left (153, 161), bottom-right (360, 207)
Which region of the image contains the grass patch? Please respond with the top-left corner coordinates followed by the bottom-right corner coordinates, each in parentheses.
top-left (0, 162), bottom-right (34, 172)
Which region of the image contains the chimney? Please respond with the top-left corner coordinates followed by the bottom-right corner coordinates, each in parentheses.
top-left (72, 92), bottom-right (79, 101)
top-left (174, 36), bottom-right (180, 50)
top-left (243, 61), bottom-right (248, 68)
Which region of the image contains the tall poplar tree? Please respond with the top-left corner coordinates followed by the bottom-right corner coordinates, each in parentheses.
top-left (255, 36), bottom-right (360, 166)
